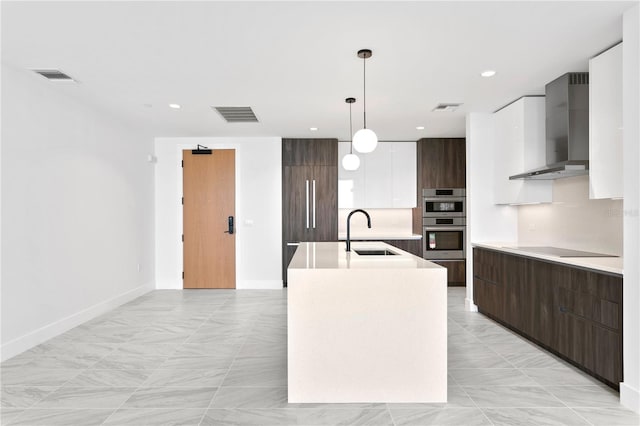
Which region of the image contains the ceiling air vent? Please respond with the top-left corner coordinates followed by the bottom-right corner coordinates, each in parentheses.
top-left (432, 103), bottom-right (462, 112)
top-left (213, 106), bottom-right (259, 123)
top-left (31, 69), bottom-right (75, 82)
top-left (569, 72), bottom-right (589, 85)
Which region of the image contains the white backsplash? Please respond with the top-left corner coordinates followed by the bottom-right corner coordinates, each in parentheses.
top-left (338, 208), bottom-right (415, 236)
top-left (518, 175), bottom-right (623, 255)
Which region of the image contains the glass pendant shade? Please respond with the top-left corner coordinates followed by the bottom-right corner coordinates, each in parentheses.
top-left (352, 128), bottom-right (378, 153)
top-left (342, 153), bottom-right (360, 171)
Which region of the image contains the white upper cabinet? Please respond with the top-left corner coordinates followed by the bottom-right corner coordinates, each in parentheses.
top-left (493, 97), bottom-right (553, 205)
top-left (338, 142), bottom-right (416, 208)
top-left (589, 43), bottom-right (623, 199)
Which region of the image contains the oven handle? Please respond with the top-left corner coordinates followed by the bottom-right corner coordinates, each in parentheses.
top-left (423, 226), bottom-right (466, 232)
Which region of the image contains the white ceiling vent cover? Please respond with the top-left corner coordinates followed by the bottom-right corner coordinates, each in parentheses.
top-left (432, 103), bottom-right (462, 112)
top-left (32, 69), bottom-right (76, 81)
top-left (213, 106), bottom-right (259, 123)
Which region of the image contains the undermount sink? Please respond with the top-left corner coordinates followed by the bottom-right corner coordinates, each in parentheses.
top-left (354, 249), bottom-right (398, 256)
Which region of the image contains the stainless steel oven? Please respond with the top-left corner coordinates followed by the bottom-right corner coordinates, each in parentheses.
top-left (422, 217), bottom-right (466, 259)
top-left (422, 188), bottom-right (466, 218)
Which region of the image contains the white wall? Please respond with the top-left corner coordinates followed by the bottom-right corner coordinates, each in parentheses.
top-left (1, 64), bottom-right (155, 361)
top-left (622, 3), bottom-right (640, 414)
top-left (155, 137), bottom-right (282, 290)
top-left (465, 113), bottom-right (519, 311)
top-left (518, 176), bottom-right (623, 256)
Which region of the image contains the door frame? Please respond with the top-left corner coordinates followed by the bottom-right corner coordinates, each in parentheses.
top-left (175, 143), bottom-right (241, 288)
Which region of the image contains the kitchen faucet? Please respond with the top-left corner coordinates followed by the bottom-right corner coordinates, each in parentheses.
top-left (346, 209), bottom-right (372, 252)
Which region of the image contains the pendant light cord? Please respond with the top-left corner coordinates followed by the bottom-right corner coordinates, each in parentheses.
top-left (349, 101), bottom-right (354, 154)
top-left (363, 55), bottom-right (367, 129)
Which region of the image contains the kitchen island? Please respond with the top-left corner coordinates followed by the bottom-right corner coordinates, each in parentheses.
top-left (287, 241), bottom-right (447, 403)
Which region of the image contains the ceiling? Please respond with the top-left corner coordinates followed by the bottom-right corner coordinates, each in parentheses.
top-left (1, 1), bottom-right (635, 141)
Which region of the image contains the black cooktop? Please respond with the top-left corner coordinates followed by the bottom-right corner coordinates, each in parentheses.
top-left (509, 246), bottom-right (618, 258)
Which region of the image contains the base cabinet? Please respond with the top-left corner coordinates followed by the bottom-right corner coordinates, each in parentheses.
top-left (473, 248), bottom-right (623, 388)
top-left (433, 260), bottom-right (466, 286)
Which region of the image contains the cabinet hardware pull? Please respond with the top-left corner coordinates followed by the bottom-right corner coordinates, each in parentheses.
top-left (305, 180), bottom-right (310, 229)
top-left (312, 179), bottom-right (316, 229)
top-left (287, 242), bottom-right (301, 247)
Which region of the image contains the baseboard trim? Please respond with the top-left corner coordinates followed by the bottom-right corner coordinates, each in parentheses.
top-left (237, 280), bottom-right (283, 289)
top-left (620, 382), bottom-right (640, 414)
top-left (465, 297), bottom-right (478, 312)
top-left (0, 282), bottom-right (154, 362)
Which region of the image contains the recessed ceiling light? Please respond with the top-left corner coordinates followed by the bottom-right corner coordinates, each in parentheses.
top-left (310, 127), bottom-right (318, 131)
top-left (169, 103), bottom-right (181, 109)
top-left (416, 126), bottom-right (425, 130)
top-left (481, 70), bottom-right (496, 78)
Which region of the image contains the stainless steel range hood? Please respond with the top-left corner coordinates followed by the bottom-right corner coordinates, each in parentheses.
top-left (509, 72), bottom-right (589, 180)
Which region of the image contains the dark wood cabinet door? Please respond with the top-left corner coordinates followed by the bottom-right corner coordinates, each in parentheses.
top-left (433, 260), bottom-right (466, 286)
top-left (502, 255), bottom-right (526, 330)
top-left (473, 248), bottom-right (501, 283)
top-left (473, 278), bottom-right (503, 318)
top-left (417, 138), bottom-right (466, 189)
top-left (593, 324), bottom-right (623, 384)
top-left (282, 138), bottom-right (338, 166)
top-left (283, 165), bottom-right (314, 242)
top-left (310, 165), bottom-right (337, 241)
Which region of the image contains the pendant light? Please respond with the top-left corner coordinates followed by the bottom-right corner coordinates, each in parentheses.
top-left (342, 97), bottom-right (360, 171)
top-left (352, 49), bottom-right (378, 153)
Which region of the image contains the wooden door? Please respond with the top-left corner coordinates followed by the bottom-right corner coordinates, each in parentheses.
top-left (183, 149), bottom-right (235, 289)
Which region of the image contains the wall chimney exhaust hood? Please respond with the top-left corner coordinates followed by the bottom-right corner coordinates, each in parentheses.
top-left (510, 72), bottom-right (589, 180)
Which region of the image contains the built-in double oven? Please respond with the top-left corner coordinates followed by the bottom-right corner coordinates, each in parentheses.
top-left (422, 189), bottom-right (466, 260)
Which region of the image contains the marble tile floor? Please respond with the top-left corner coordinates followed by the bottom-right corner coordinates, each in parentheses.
top-left (1, 287), bottom-right (638, 426)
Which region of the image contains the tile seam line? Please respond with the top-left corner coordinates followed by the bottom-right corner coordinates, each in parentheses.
top-left (198, 305), bottom-right (253, 424)
top-left (99, 291), bottom-right (216, 425)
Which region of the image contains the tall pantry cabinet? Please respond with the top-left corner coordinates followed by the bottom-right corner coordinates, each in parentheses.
top-left (282, 139), bottom-right (338, 285)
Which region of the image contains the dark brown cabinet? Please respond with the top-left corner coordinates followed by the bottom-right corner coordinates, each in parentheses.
top-left (413, 138), bottom-right (467, 285)
top-left (416, 138), bottom-right (466, 190)
top-left (433, 260), bottom-right (466, 286)
top-left (283, 138), bottom-right (338, 166)
top-left (472, 248), bottom-right (623, 388)
top-left (282, 139), bottom-right (338, 284)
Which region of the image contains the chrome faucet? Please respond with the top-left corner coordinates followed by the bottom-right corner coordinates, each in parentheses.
top-left (346, 209), bottom-right (371, 252)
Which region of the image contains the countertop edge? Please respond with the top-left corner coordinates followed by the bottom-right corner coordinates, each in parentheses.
top-left (471, 242), bottom-right (623, 276)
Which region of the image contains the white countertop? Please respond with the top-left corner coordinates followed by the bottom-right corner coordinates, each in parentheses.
top-left (289, 241), bottom-right (440, 270)
top-left (472, 242), bottom-right (623, 275)
top-left (337, 232), bottom-right (422, 241)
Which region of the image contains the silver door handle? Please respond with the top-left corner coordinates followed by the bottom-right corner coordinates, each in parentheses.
top-left (305, 180), bottom-right (309, 229)
top-left (312, 179), bottom-right (316, 229)
top-left (287, 242), bottom-right (301, 247)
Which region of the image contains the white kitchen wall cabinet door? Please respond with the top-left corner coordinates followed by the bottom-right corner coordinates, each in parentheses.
top-left (338, 142), bottom-right (366, 208)
top-left (338, 142), bottom-right (416, 208)
top-left (389, 142), bottom-right (417, 207)
top-left (589, 43), bottom-right (623, 200)
top-left (493, 97), bottom-right (553, 205)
